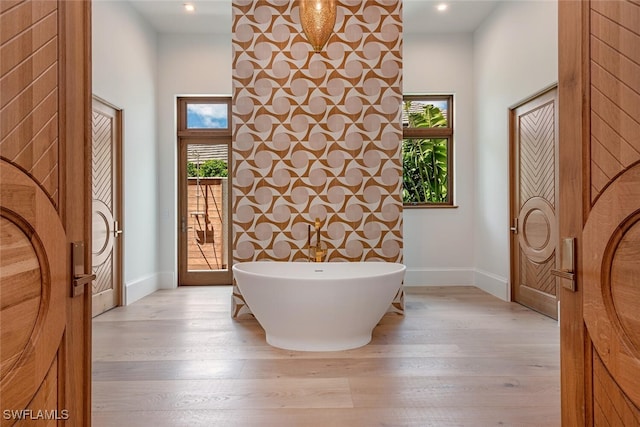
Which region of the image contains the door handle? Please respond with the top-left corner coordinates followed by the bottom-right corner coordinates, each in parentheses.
top-left (551, 237), bottom-right (576, 291)
top-left (71, 242), bottom-right (96, 297)
top-left (114, 220), bottom-right (123, 237)
top-left (74, 273), bottom-right (96, 287)
top-left (510, 218), bottom-right (518, 234)
top-left (550, 269), bottom-right (575, 280)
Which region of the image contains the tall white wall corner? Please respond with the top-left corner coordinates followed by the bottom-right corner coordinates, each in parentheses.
top-left (158, 271), bottom-right (177, 290)
top-left (474, 269), bottom-right (509, 301)
top-left (125, 273), bottom-right (161, 305)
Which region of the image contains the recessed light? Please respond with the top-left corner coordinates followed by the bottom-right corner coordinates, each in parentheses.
top-left (184, 3), bottom-right (195, 12)
top-left (436, 3), bottom-right (448, 12)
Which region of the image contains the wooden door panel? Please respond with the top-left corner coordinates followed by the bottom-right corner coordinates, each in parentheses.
top-left (0, 1), bottom-right (60, 207)
top-left (23, 357), bottom-right (61, 427)
top-left (584, 0), bottom-right (640, 409)
top-left (0, 7), bottom-right (57, 76)
top-left (92, 99), bottom-right (121, 316)
top-left (560, 0), bottom-right (640, 424)
top-left (511, 88), bottom-right (559, 319)
top-left (594, 352), bottom-right (640, 426)
top-left (0, 161), bottom-right (67, 426)
top-left (590, 1), bottom-right (640, 204)
top-left (584, 164), bottom-right (640, 407)
top-left (1, 1), bottom-right (91, 425)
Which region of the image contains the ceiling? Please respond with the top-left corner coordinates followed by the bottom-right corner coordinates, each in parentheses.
top-left (125, 0), bottom-right (501, 35)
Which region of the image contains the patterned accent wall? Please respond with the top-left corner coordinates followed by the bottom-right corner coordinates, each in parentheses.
top-left (231, 0), bottom-right (403, 317)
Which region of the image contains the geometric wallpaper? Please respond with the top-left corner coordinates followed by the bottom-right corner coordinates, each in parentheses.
top-left (231, 0), bottom-right (403, 317)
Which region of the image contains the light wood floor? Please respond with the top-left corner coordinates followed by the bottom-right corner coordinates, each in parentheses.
top-left (92, 286), bottom-right (560, 427)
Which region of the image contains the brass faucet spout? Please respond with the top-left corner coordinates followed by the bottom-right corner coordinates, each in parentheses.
top-left (308, 217), bottom-right (326, 262)
top-left (315, 217), bottom-right (321, 247)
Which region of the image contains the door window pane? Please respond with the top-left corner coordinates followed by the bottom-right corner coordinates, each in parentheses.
top-left (186, 144), bottom-right (229, 272)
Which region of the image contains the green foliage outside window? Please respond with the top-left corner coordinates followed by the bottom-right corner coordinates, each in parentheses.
top-left (402, 102), bottom-right (449, 204)
top-left (187, 159), bottom-right (228, 177)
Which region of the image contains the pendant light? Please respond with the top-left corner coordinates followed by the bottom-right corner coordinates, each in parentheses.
top-left (299, 0), bottom-right (337, 52)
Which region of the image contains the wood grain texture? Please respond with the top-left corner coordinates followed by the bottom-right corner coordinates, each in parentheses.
top-left (0, 1), bottom-right (91, 426)
top-left (518, 101), bottom-right (556, 208)
top-left (593, 351), bottom-right (640, 426)
top-left (16, 356), bottom-right (60, 427)
top-left (0, 217), bottom-right (41, 378)
top-left (92, 286), bottom-right (560, 426)
top-left (58, 0), bottom-right (93, 424)
top-left (560, 1), bottom-right (640, 424)
top-left (558, 0), bottom-right (590, 424)
top-left (0, 161), bottom-right (68, 427)
top-left (0, 0), bottom-right (60, 206)
top-left (589, 1), bottom-right (640, 202)
top-left (610, 218), bottom-right (640, 354)
top-left (583, 164), bottom-right (640, 406)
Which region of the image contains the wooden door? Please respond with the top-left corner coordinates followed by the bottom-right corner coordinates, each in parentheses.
top-left (92, 97), bottom-right (122, 316)
top-left (510, 87), bottom-right (559, 319)
top-left (0, 1), bottom-right (91, 425)
top-left (559, 0), bottom-right (640, 424)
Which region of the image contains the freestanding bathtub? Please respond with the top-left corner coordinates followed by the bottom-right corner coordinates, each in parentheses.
top-left (232, 261), bottom-right (406, 351)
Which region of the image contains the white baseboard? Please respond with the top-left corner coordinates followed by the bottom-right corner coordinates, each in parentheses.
top-left (125, 273), bottom-right (161, 305)
top-left (474, 269), bottom-right (509, 301)
top-left (125, 268), bottom-right (509, 305)
top-left (403, 268), bottom-right (475, 286)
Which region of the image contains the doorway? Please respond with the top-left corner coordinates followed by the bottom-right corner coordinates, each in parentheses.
top-left (509, 86), bottom-right (559, 319)
top-left (177, 97), bottom-right (232, 285)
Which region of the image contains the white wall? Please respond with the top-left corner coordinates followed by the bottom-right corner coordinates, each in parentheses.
top-left (402, 33), bottom-right (475, 286)
top-left (92, 1), bottom-right (160, 304)
top-left (156, 34), bottom-right (232, 288)
top-left (93, 1), bottom-right (558, 304)
top-left (473, 0), bottom-right (558, 299)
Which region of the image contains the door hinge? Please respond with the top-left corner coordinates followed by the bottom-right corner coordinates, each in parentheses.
top-left (72, 241), bottom-right (96, 297)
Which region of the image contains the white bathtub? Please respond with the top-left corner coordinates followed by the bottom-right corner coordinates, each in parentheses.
top-left (232, 261), bottom-right (405, 351)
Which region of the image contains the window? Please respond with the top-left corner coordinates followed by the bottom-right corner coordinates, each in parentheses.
top-left (402, 95), bottom-right (454, 206)
top-left (178, 98), bottom-right (231, 133)
top-left (186, 103), bottom-right (229, 129)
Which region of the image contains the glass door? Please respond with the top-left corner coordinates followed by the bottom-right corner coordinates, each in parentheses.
top-left (177, 97), bottom-right (231, 285)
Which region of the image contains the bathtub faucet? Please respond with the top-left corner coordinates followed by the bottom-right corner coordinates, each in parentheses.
top-left (308, 217), bottom-right (326, 262)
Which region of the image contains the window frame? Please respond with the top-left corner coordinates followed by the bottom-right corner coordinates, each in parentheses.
top-left (177, 97), bottom-right (232, 136)
top-left (402, 94), bottom-right (455, 208)
top-left (176, 96), bottom-right (233, 286)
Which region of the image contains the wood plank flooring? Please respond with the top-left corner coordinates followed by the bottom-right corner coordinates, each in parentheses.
top-left (92, 286), bottom-right (560, 426)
